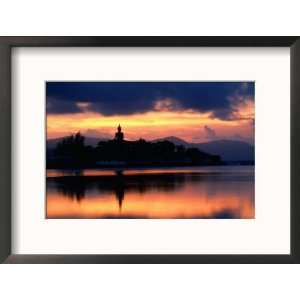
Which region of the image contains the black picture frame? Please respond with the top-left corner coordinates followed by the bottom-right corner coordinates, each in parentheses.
top-left (0, 36), bottom-right (299, 264)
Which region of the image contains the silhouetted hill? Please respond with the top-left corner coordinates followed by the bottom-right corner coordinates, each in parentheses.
top-left (152, 136), bottom-right (190, 147)
top-left (155, 137), bottom-right (254, 162)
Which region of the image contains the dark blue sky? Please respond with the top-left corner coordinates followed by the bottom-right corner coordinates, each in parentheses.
top-left (46, 82), bottom-right (254, 120)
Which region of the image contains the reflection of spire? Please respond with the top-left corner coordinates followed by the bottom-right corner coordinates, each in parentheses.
top-left (115, 169), bottom-right (123, 177)
top-left (115, 170), bottom-right (125, 212)
top-left (115, 188), bottom-right (125, 211)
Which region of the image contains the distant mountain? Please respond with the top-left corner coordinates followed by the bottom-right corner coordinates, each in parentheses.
top-left (155, 137), bottom-right (254, 162)
top-left (152, 136), bottom-right (190, 147)
top-left (47, 135), bottom-right (254, 162)
top-left (195, 140), bottom-right (254, 162)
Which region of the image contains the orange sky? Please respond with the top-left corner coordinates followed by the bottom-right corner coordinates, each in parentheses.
top-left (47, 98), bottom-right (254, 144)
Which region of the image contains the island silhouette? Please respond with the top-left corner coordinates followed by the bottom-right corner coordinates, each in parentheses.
top-left (47, 125), bottom-right (222, 169)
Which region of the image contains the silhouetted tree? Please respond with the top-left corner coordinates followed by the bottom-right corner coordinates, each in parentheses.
top-left (54, 132), bottom-right (93, 167)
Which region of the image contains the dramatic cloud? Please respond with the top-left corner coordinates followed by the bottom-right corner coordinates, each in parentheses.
top-left (203, 125), bottom-right (217, 140)
top-left (46, 82), bottom-right (254, 121)
top-left (46, 97), bottom-right (82, 114)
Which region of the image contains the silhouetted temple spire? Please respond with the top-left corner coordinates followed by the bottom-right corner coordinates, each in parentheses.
top-left (114, 124), bottom-right (124, 141)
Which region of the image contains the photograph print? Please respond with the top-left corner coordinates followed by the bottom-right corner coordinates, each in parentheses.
top-left (46, 82), bottom-right (255, 219)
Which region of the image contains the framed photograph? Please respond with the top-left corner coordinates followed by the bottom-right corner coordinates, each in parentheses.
top-left (0, 37), bottom-right (299, 263)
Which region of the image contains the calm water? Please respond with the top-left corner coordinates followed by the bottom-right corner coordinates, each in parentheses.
top-left (46, 166), bottom-right (254, 219)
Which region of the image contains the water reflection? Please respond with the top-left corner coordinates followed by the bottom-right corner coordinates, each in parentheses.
top-left (46, 166), bottom-right (254, 219)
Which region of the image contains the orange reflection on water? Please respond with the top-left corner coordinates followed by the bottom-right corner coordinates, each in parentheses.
top-left (46, 166), bottom-right (252, 177)
top-left (46, 167), bottom-right (254, 219)
top-left (47, 190), bottom-right (254, 219)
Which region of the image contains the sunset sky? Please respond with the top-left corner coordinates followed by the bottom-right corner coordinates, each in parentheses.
top-left (46, 82), bottom-right (255, 144)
